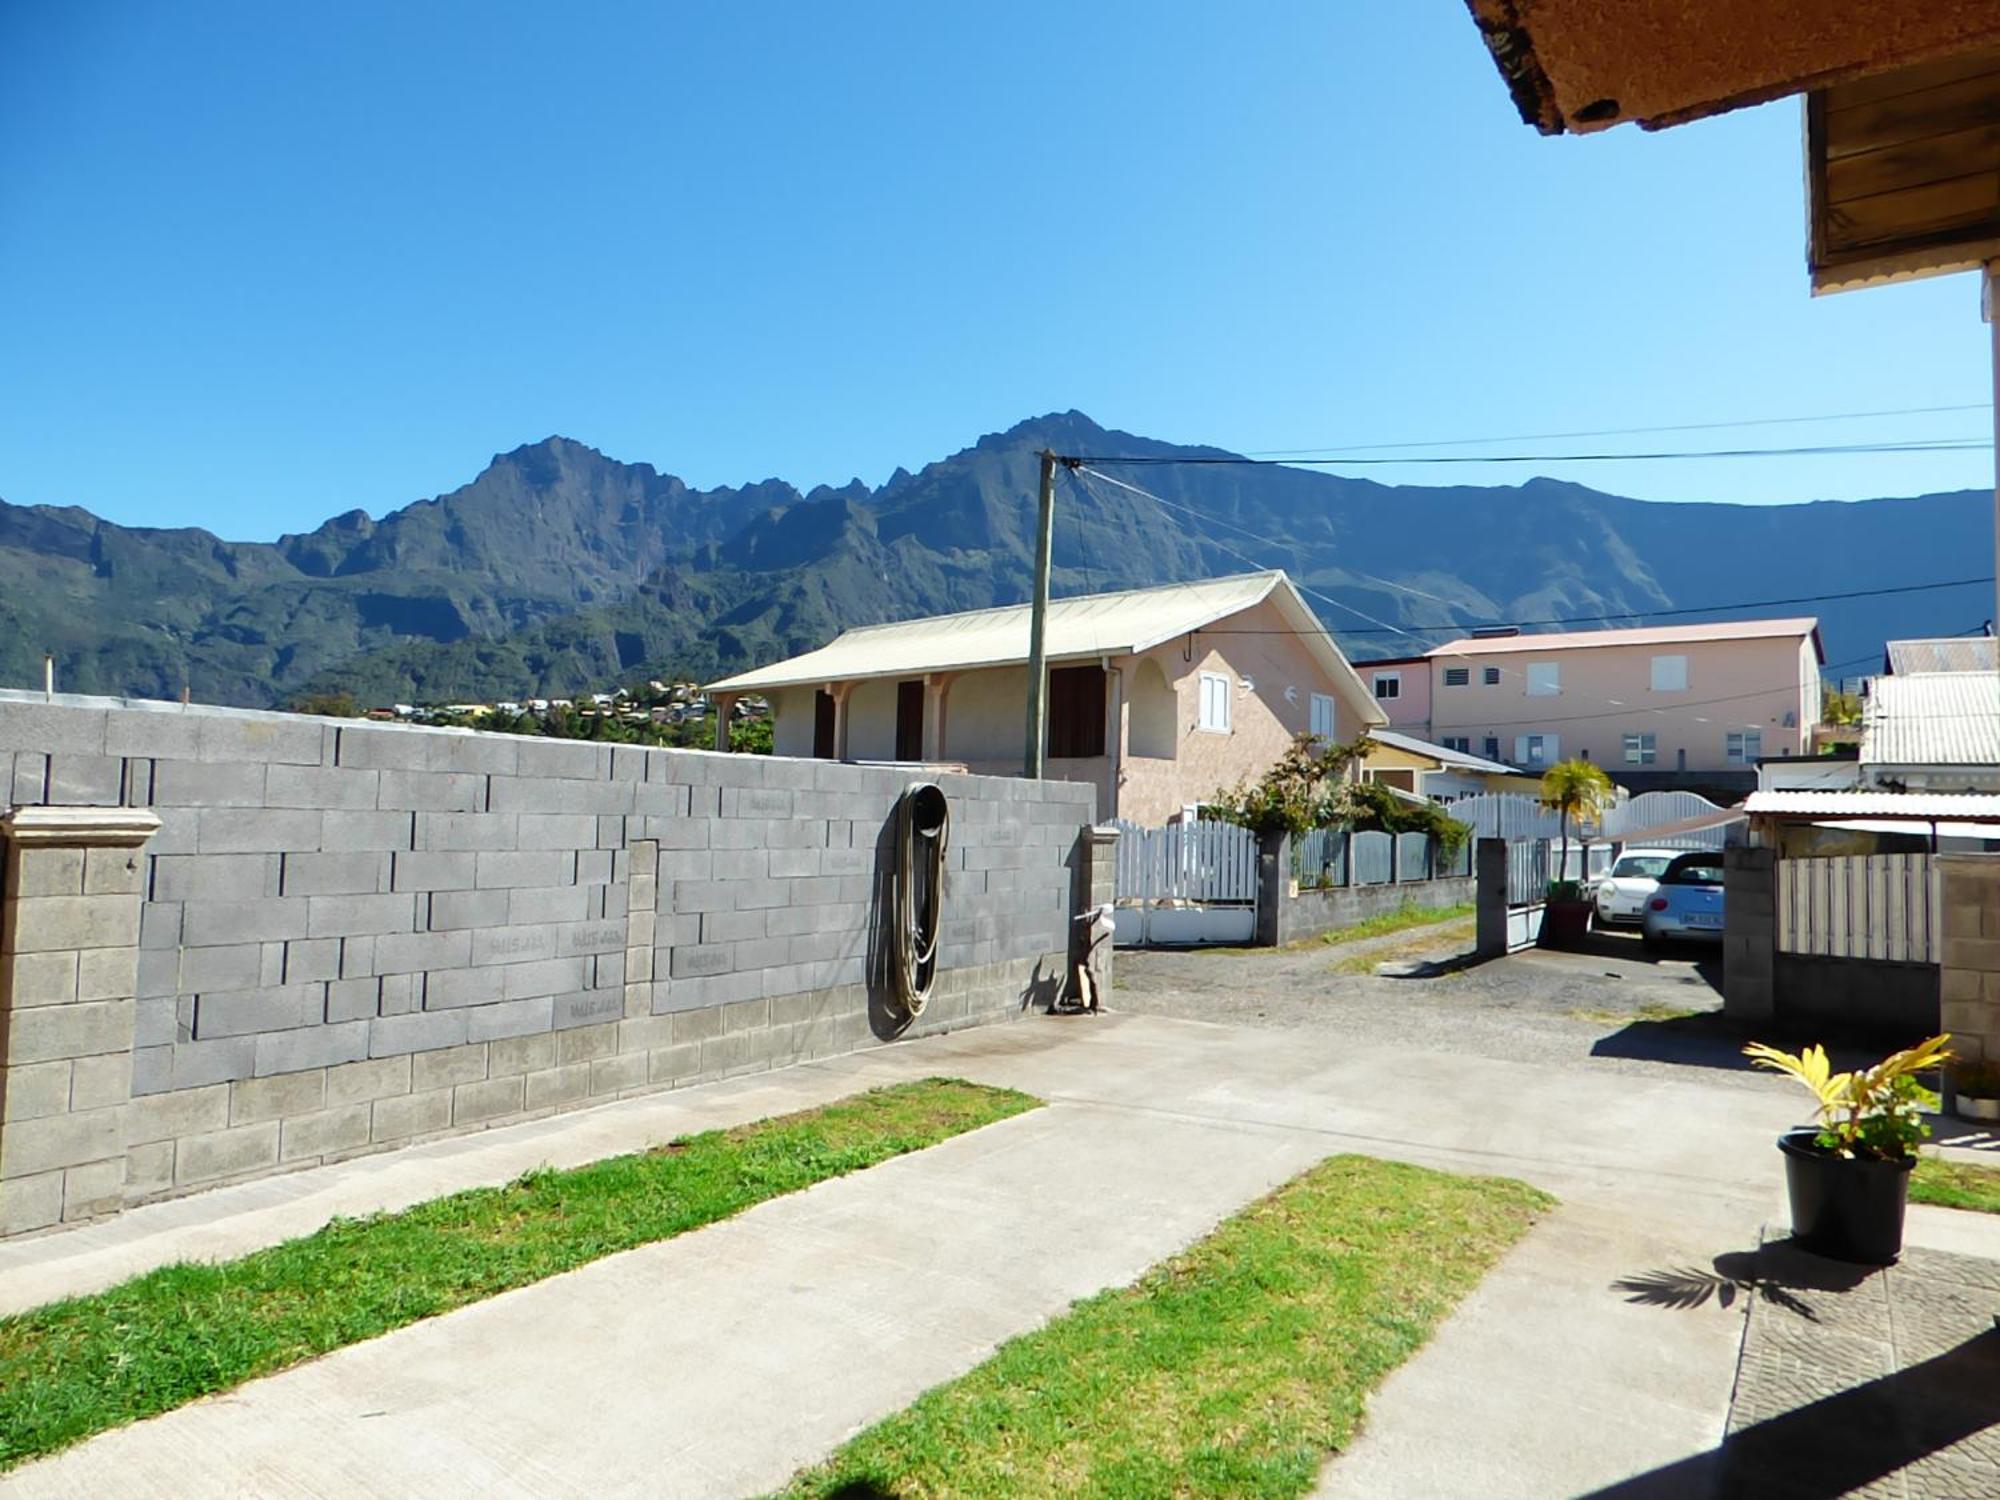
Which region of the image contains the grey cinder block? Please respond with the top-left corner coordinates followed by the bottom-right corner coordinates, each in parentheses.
top-left (305, 892), bottom-right (416, 939)
top-left (255, 1020), bottom-right (370, 1076)
top-left (281, 851), bottom-right (389, 897)
top-left (429, 888), bottom-right (510, 931)
top-left (370, 1007), bottom-right (469, 1057)
top-left (265, 764), bottom-right (381, 810)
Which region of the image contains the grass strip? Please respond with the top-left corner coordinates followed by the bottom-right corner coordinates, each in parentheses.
top-left (0, 1076), bottom-right (1037, 1469)
top-left (1912, 1154), bottom-right (2000, 1215)
top-left (1310, 901), bottom-right (1474, 948)
top-left (777, 1155), bottom-right (1552, 1499)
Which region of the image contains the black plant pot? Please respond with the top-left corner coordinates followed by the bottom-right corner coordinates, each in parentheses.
top-left (1541, 899), bottom-right (1592, 948)
top-left (1777, 1127), bottom-right (1914, 1265)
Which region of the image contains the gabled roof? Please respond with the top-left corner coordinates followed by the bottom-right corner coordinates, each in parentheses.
top-left (706, 571), bottom-right (1388, 725)
top-left (1427, 617), bottom-right (1822, 661)
top-left (1861, 671), bottom-right (2000, 767)
top-left (1883, 637), bottom-right (1998, 675)
top-left (1367, 728), bottom-right (1521, 778)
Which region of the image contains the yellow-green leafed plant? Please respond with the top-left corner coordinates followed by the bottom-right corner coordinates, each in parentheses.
top-left (1743, 1034), bottom-right (1953, 1160)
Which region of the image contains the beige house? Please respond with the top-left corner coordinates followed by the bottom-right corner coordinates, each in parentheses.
top-left (705, 571), bottom-right (1385, 824)
top-left (1425, 618), bottom-right (1824, 796)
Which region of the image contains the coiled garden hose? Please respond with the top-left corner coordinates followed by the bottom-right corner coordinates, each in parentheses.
top-left (893, 783), bottom-right (950, 1016)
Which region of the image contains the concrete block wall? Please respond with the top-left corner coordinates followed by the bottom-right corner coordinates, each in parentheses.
top-left (1940, 854), bottom-right (2000, 1071)
top-left (1257, 830), bottom-right (1473, 948)
top-left (0, 692), bottom-right (1094, 1232)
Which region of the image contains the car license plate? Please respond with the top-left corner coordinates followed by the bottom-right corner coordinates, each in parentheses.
top-left (1687, 913), bottom-right (1722, 928)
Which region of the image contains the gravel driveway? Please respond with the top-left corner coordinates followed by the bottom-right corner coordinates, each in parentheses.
top-left (1109, 918), bottom-right (1791, 1090)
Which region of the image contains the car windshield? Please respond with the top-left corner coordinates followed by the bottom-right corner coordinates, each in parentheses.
top-left (1610, 856), bottom-right (1671, 879)
top-left (1663, 859), bottom-right (1724, 887)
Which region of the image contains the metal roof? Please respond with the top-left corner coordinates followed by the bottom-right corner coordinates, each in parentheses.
top-left (1367, 728), bottom-right (1520, 777)
top-left (1745, 790), bottom-right (2000, 822)
top-left (1427, 617), bottom-right (1821, 659)
top-left (705, 570), bottom-right (1388, 725)
top-left (1860, 672), bottom-right (2000, 767)
top-left (1883, 637), bottom-right (1998, 675)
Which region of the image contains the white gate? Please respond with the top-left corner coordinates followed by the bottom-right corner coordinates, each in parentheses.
top-left (1778, 854), bottom-right (1937, 964)
top-left (1111, 819), bottom-right (1259, 946)
top-left (1604, 791), bottom-right (1730, 849)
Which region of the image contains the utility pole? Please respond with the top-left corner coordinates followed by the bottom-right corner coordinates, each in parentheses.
top-left (1023, 449), bottom-right (1058, 778)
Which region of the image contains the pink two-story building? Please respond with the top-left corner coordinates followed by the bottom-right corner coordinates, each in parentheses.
top-left (1423, 618), bottom-right (1824, 797)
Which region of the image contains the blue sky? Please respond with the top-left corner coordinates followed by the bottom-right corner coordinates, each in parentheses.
top-left (1, 1), bottom-right (1992, 539)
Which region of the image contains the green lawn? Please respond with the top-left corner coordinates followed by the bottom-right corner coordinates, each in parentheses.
top-left (776, 1155), bottom-right (1552, 1499)
top-left (0, 1077), bottom-right (1037, 1470)
top-left (1312, 902), bottom-right (1474, 947)
top-left (1911, 1154), bottom-right (2000, 1215)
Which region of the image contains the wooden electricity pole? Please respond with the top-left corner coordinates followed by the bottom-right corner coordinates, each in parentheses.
top-left (1023, 449), bottom-right (1058, 778)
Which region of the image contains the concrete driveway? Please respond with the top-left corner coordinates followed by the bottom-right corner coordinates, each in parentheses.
top-left (2, 1009), bottom-right (1994, 1498)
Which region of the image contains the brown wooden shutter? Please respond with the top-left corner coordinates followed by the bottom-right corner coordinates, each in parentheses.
top-left (813, 690), bottom-right (836, 759)
top-left (1047, 666), bottom-right (1106, 759)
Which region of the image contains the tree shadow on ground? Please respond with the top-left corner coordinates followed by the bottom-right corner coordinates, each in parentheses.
top-left (1611, 1241), bottom-right (1877, 1321)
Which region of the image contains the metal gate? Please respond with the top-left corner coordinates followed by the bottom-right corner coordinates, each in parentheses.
top-left (1110, 819), bottom-right (1259, 945)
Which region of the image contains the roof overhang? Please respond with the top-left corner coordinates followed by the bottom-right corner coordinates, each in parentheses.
top-left (1465, 1), bottom-right (2000, 136)
top-left (1745, 789), bottom-right (2000, 822)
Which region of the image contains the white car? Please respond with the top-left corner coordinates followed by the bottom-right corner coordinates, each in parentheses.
top-left (1593, 849), bottom-right (1679, 928)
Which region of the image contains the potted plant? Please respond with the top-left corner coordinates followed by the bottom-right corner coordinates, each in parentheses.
top-left (1743, 1033), bottom-right (1952, 1264)
top-left (1951, 1060), bottom-right (2000, 1122)
top-left (1537, 759), bottom-right (1612, 948)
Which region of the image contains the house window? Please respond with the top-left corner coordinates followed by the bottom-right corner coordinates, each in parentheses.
top-left (1726, 729), bottom-right (1762, 764)
top-left (1623, 731), bottom-right (1656, 765)
top-left (1372, 672), bottom-right (1401, 701)
top-left (1482, 667), bottom-right (1500, 685)
top-left (1197, 672), bottom-right (1231, 733)
top-left (1442, 735), bottom-right (1471, 753)
top-left (1047, 666), bottom-right (1106, 759)
top-left (1525, 662), bottom-right (1560, 696)
top-left (1482, 736), bottom-right (1500, 761)
top-left (1310, 693), bottom-right (1336, 741)
top-left (1650, 655), bottom-right (1689, 692)
top-left (1442, 666), bottom-right (1470, 687)
top-left (1515, 733), bottom-right (1557, 766)
top-left (895, 679), bottom-right (924, 761)
top-left (812, 690), bottom-right (837, 760)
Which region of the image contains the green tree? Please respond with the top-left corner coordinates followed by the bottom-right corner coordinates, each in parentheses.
top-left (286, 690), bottom-right (362, 719)
top-left (729, 716), bottom-right (774, 755)
top-left (1538, 758), bottom-right (1614, 897)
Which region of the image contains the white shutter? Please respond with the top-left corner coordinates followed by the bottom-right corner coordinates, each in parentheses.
top-left (1310, 693), bottom-right (1335, 739)
top-left (1514, 736), bottom-right (1531, 764)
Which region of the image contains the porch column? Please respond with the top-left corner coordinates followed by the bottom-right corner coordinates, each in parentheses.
top-left (830, 681), bottom-right (855, 762)
top-left (923, 672), bottom-right (955, 762)
top-left (1940, 854), bottom-right (2000, 1113)
top-left (710, 692), bottom-right (739, 752)
top-left (0, 806), bottom-right (160, 1234)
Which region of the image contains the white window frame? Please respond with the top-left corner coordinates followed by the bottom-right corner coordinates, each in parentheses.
top-left (1650, 654), bottom-right (1689, 692)
top-left (1623, 731), bottom-right (1656, 765)
top-left (1371, 672), bottom-right (1401, 702)
top-left (1525, 661), bottom-right (1560, 697)
top-left (1197, 672), bottom-right (1232, 733)
top-left (1309, 692), bottom-right (1336, 741)
top-left (1516, 733), bottom-right (1557, 767)
top-left (1442, 735), bottom-right (1471, 753)
top-left (1726, 729), bottom-right (1762, 764)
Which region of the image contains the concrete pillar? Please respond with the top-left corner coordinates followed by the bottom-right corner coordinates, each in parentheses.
top-left (0, 805), bottom-right (160, 1234)
top-left (711, 693), bottom-right (738, 753)
top-left (1939, 855), bottom-right (2000, 1097)
top-left (1475, 838), bottom-right (1509, 959)
top-left (831, 682), bottom-right (854, 762)
top-left (1255, 829), bottom-right (1291, 949)
top-left (1723, 845), bottom-right (1777, 1028)
top-left (1068, 824), bottom-right (1120, 1005)
top-left (922, 673), bottom-right (955, 762)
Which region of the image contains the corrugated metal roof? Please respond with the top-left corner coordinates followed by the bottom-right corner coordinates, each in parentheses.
top-left (706, 571), bottom-right (1388, 725)
top-left (1860, 672), bottom-right (2000, 767)
top-left (1368, 728), bottom-right (1519, 777)
top-left (1884, 637), bottom-right (1998, 674)
top-left (1746, 790), bottom-right (2000, 821)
top-left (1427, 617), bottom-right (1821, 658)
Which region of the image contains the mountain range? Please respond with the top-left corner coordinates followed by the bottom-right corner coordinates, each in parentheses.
top-left (0, 412), bottom-right (1988, 708)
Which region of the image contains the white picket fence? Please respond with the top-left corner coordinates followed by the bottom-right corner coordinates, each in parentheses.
top-left (1445, 789), bottom-right (1731, 851)
top-left (1778, 854), bottom-right (1938, 964)
top-left (1109, 819), bottom-right (1259, 946)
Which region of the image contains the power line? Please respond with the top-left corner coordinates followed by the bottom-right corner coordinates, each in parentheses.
top-left (1070, 463), bottom-right (1993, 638)
top-left (1065, 438), bottom-right (1991, 469)
top-left (1241, 402), bottom-right (1993, 457)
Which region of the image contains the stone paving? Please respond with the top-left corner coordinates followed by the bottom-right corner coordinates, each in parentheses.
top-left (1716, 1236), bottom-right (2000, 1499)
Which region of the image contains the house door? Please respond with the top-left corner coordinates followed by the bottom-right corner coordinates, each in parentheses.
top-left (895, 679), bottom-right (924, 761)
top-left (813, 690), bottom-right (837, 759)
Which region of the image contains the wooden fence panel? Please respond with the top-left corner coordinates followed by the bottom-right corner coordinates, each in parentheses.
top-left (1777, 854), bottom-right (1936, 963)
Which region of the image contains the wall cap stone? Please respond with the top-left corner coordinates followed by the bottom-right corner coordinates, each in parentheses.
top-left (1, 806), bottom-right (162, 848)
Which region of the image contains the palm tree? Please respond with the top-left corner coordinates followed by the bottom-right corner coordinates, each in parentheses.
top-left (1539, 758), bottom-right (1614, 894)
